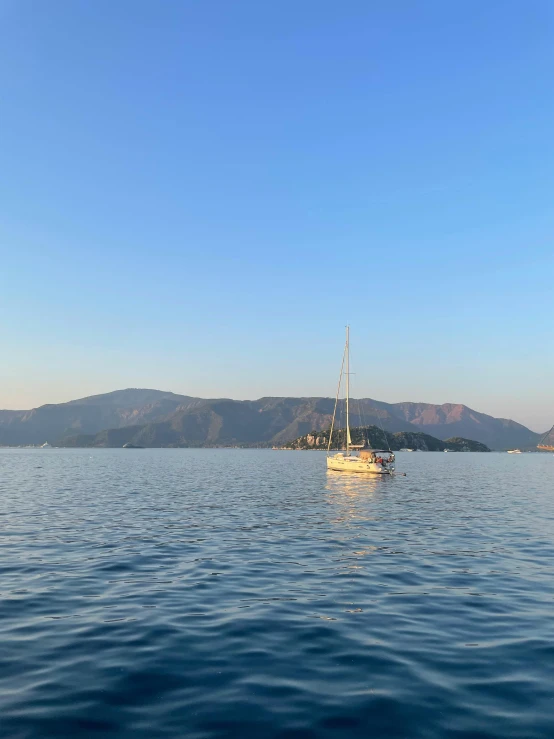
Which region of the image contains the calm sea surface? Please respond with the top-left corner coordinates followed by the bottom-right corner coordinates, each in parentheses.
top-left (1, 449), bottom-right (553, 738)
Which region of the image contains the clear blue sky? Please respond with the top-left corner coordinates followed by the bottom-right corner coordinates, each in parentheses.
top-left (1, 0), bottom-right (553, 430)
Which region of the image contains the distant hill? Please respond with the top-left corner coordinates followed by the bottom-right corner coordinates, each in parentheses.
top-left (283, 426), bottom-right (490, 452)
top-left (390, 402), bottom-right (539, 451)
top-left (0, 388), bottom-right (543, 450)
top-left (0, 389), bottom-right (202, 446)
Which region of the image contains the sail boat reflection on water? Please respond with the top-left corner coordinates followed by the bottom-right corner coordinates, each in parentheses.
top-left (325, 472), bottom-right (381, 567)
top-left (325, 469), bottom-right (384, 498)
top-left (325, 470), bottom-right (392, 527)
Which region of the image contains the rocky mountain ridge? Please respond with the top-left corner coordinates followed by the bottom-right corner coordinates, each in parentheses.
top-left (0, 388), bottom-right (543, 450)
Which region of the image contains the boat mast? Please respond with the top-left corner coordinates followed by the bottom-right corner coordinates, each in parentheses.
top-left (327, 339), bottom-right (346, 455)
top-left (345, 325), bottom-right (350, 455)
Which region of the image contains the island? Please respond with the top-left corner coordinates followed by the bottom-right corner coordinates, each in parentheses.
top-left (281, 425), bottom-right (490, 452)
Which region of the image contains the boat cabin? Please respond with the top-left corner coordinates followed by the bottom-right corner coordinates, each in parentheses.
top-left (359, 449), bottom-right (395, 463)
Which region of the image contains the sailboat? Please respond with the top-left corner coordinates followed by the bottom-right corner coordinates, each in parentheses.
top-left (538, 424), bottom-right (554, 451)
top-left (326, 327), bottom-right (396, 475)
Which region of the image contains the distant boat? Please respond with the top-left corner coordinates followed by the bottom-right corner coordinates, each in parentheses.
top-left (400, 448), bottom-right (414, 452)
top-left (122, 443), bottom-right (144, 449)
top-left (326, 327), bottom-right (396, 475)
top-left (507, 449), bottom-right (522, 454)
top-left (40, 442), bottom-right (51, 448)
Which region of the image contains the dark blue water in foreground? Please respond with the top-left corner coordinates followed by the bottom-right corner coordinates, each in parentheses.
top-left (1, 449), bottom-right (554, 739)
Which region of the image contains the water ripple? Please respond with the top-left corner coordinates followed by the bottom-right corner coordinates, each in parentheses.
top-left (0, 449), bottom-right (553, 738)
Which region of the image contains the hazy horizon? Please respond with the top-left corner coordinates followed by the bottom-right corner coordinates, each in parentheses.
top-left (1, 2), bottom-right (552, 433)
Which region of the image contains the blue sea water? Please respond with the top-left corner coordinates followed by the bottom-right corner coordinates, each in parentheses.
top-left (0, 448), bottom-right (553, 739)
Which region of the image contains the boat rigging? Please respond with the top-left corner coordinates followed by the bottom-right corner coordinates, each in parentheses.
top-left (326, 326), bottom-right (397, 475)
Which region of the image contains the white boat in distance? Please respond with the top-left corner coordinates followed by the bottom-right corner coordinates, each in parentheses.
top-left (326, 327), bottom-right (396, 475)
top-left (507, 449), bottom-right (522, 454)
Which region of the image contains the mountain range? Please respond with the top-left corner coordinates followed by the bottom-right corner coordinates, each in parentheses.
top-left (0, 388), bottom-right (543, 450)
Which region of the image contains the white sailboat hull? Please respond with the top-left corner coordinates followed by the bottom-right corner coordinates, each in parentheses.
top-left (326, 455), bottom-right (392, 474)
